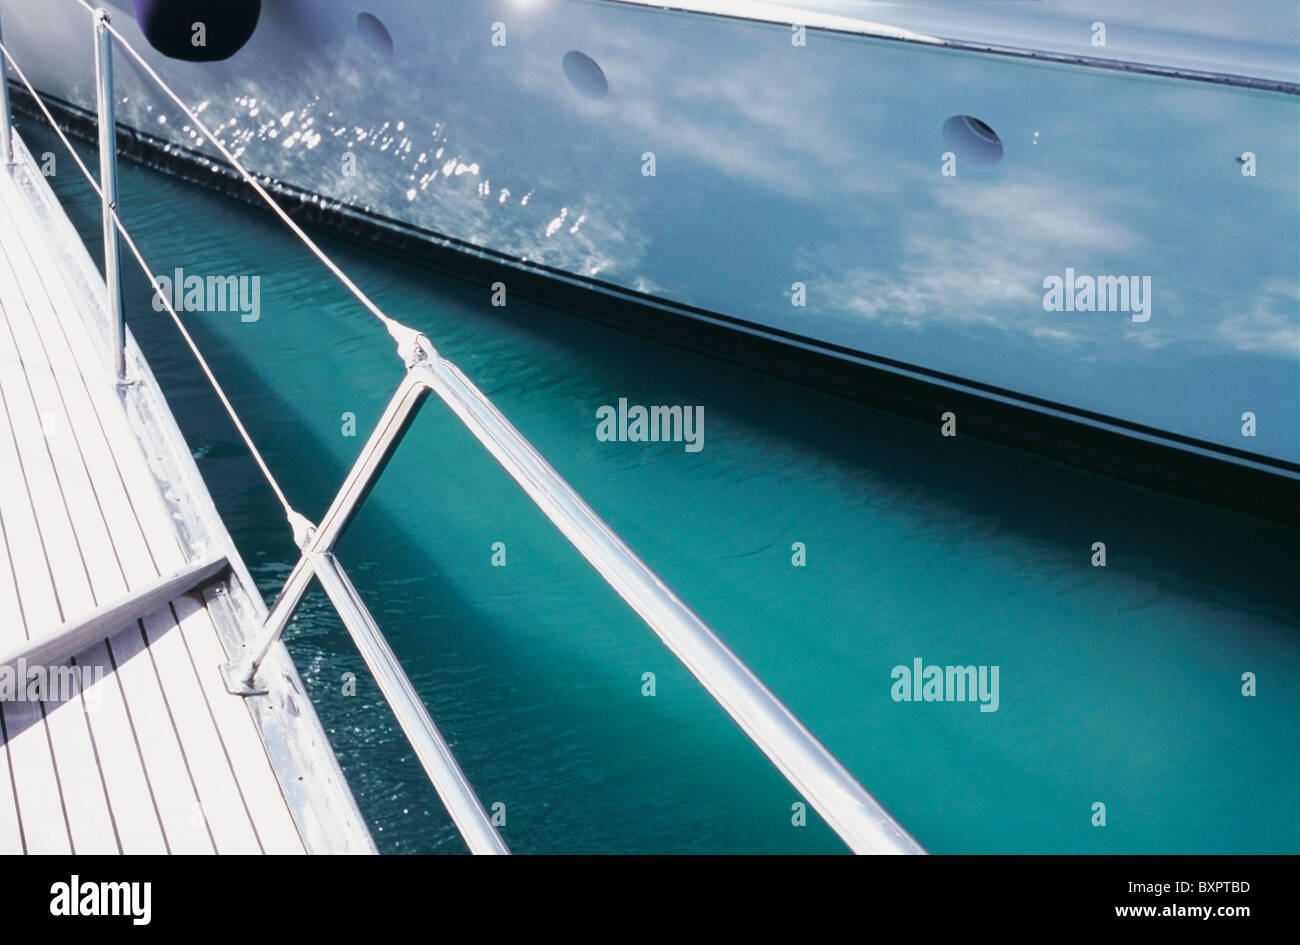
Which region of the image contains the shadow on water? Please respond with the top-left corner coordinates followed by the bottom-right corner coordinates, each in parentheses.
top-left (477, 282), bottom-right (1300, 620)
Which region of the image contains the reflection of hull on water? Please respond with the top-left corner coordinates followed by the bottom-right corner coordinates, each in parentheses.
top-left (3, 0), bottom-right (1298, 517)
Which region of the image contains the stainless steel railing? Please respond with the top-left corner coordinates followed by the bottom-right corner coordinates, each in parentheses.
top-left (0, 18), bottom-right (10, 166)
top-left (0, 4), bottom-right (925, 854)
top-left (92, 12), bottom-right (125, 382)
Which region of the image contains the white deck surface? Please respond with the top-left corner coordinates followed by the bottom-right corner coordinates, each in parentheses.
top-left (0, 147), bottom-right (308, 853)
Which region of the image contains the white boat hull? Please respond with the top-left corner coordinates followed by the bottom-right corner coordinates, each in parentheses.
top-left (2, 0), bottom-right (1297, 487)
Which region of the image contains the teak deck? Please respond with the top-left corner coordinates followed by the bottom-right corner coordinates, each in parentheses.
top-left (0, 130), bottom-right (373, 854)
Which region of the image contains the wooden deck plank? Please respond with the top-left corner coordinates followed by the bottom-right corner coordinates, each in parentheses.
top-left (0, 713), bottom-right (24, 853)
top-left (66, 640), bottom-right (170, 853)
top-left (0, 195), bottom-right (220, 852)
top-left (0, 184), bottom-right (185, 579)
top-left (0, 176), bottom-right (268, 856)
top-left (0, 405), bottom-right (119, 856)
top-left (93, 625), bottom-right (212, 853)
top-left (2, 215), bottom-right (166, 585)
top-left (0, 159), bottom-right (302, 856)
top-left (0, 307), bottom-right (216, 854)
top-left (0, 517), bottom-right (28, 852)
top-left (38, 666), bottom-right (122, 854)
top-left (0, 289), bottom-right (125, 612)
top-left (172, 593), bottom-right (306, 854)
top-left (0, 526), bottom-right (70, 853)
top-left (0, 703), bottom-right (70, 853)
top-left (0, 484), bottom-right (29, 653)
top-left (139, 606), bottom-right (263, 853)
top-left (0, 156), bottom-right (224, 856)
top-left (0, 292), bottom-right (203, 853)
top-left (0, 218), bottom-right (135, 854)
top-left (0, 298), bottom-right (76, 853)
top-left (2, 181), bottom-right (312, 855)
top-left (0, 240), bottom-right (172, 853)
top-left (0, 126), bottom-right (371, 857)
top-left (0, 335), bottom-right (162, 852)
top-left (17, 296), bottom-right (289, 854)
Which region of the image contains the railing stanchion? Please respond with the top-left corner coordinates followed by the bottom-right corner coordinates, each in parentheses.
top-left (0, 15), bottom-right (14, 165)
top-left (93, 8), bottom-right (125, 382)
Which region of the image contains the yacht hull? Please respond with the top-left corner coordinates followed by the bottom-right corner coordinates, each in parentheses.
top-left (3, 0), bottom-right (1297, 511)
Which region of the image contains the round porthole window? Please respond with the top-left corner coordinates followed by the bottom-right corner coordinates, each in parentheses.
top-left (357, 12), bottom-right (393, 57)
top-left (563, 51), bottom-right (608, 100)
top-left (132, 0), bottom-right (261, 61)
top-left (942, 115), bottom-right (1003, 170)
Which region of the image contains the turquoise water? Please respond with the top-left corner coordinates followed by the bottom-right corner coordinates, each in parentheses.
top-left (26, 120), bottom-right (1299, 854)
